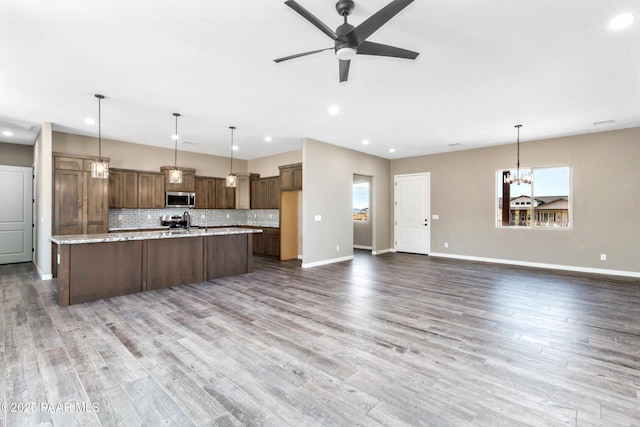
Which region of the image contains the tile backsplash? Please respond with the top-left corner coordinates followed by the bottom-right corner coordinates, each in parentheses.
top-left (109, 208), bottom-right (280, 230)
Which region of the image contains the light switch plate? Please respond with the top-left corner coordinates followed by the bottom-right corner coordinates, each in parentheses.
top-left (314, 215), bottom-right (322, 221)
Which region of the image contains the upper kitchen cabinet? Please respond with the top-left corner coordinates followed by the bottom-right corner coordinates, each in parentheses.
top-left (53, 153), bottom-right (109, 235)
top-left (109, 169), bottom-right (138, 209)
top-left (215, 178), bottom-right (235, 209)
top-left (160, 166), bottom-right (196, 192)
top-left (279, 163), bottom-right (302, 191)
top-left (138, 172), bottom-right (165, 209)
top-left (251, 176), bottom-right (280, 209)
top-left (195, 176), bottom-right (217, 209)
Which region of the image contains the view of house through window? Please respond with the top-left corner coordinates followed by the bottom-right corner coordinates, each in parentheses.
top-left (353, 182), bottom-right (369, 221)
top-left (497, 166), bottom-right (570, 228)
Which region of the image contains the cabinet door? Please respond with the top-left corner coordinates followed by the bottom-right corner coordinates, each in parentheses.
top-left (182, 171), bottom-right (196, 192)
top-left (195, 177), bottom-right (208, 209)
top-left (206, 179), bottom-right (216, 209)
top-left (225, 186), bottom-right (236, 209)
top-left (54, 169), bottom-right (84, 235)
top-left (122, 171), bottom-right (138, 208)
top-left (108, 170), bottom-right (123, 208)
top-left (280, 164), bottom-right (302, 191)
top-left (251, 179), bottom-right (268, 209)
top-left (85, 172), bottom-right (109, 234)
top-left (268, 177), bottom-right (280, 209)
top-left (138, 173), bottom-right (165, 209)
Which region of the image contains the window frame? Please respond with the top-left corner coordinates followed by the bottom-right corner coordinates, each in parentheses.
top-left (495, 165), bottom-right (572, 230)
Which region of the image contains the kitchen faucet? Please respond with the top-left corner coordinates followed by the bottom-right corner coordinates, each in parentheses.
top-left (182, 211), bottom-right (191, 231)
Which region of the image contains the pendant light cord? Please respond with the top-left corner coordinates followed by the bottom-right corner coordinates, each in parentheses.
top-left (515, 124), bottom-right (521, 177)
top-left (173, 113), bottom-right (180, 169)
top-left (229, 126), bottom-right (235, 174)
top-left (95, 94), bottom-right (105, 162)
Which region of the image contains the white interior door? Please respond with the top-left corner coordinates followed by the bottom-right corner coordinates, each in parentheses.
top-left (0, 165), bottom-right (33, 264)
top-left (394, 173), bottom-right (430, 254)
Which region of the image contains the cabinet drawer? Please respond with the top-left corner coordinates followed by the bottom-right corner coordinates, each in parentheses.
top-left (54, 156), bottom-right (84, 171)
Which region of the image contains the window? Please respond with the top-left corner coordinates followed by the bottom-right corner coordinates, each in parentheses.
top-left (497, 166), bottom-right (570, 228)
top-left (353, 182), bottom-right (369, 222)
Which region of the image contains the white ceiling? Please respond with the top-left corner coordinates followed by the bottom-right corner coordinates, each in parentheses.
top-left (1, 0), bottom-right (638, 160)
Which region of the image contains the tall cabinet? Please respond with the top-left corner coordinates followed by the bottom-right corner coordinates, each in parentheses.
top-left (53, 153), bottom-right (109, 235)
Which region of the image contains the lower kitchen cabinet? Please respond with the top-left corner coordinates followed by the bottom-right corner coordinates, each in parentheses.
top-left (252, 227), bottom-right (280, 258)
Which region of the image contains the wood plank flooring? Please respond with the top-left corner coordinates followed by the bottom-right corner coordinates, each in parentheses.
top-left (1, 252), bottom-right (639, 426)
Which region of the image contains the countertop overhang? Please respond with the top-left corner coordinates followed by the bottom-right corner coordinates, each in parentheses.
top-left (51, 227), bottom-right (262, 245)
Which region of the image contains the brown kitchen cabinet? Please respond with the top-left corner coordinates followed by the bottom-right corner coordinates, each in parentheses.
top-left (53, 153), bottom-right (109, 235)
top-left (138, 172), bottom-right (165, 208)
top-left (109, 169), bottom-right (138, 209)
top-left (195, 176), bottom-right (217, 209)
top-left (279, 163), bottom-right (302, 191)
top-left (160, 166), bottom-right (196, 192)
top-left (250, 176), bottom-right (280, 209)
top-left (215, 178), bottom-right (235, 209)
top-left (252, 227), bottom-right (280, 257)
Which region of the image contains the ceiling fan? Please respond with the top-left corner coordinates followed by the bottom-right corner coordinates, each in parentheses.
top-left (274, 0), bottom-right (419, 82)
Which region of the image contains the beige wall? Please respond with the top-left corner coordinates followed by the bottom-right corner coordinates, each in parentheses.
top-left (248, 149), bottom-right (302, 178)
top-left (391, 127), bottom-right (640, 275)
top-left (0, 142), bottom-right (33, 167)
top-left (53, 132), bottom-right (248, 177)
top-left (302, 138), bottom-right (390, 266)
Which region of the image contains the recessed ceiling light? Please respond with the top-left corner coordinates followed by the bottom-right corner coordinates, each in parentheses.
top-left (328, 105), bottom-right (339, 115)
top-left (2, 131), bottom-right (13, 136)
top-left (609, 13), bottom-right (634, 30)
top-left (362, 139), bottom-right (369, 145)
top-left (265, 136), bottom-right (272, 142)
top-left (232, 145), bottom-right (239, 151)
top-left (85, 118), bottom-right (95, 125)
top-left (389, 148), bottom-right (395, 153)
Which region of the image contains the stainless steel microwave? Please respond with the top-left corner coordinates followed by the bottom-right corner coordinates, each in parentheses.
top-left (165, 191), bottom-right (195, 208)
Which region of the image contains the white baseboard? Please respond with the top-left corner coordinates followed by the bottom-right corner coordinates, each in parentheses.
top-left (353, 245), bottom-right (373, 250)
top-left (34, 262), bottom-right (53, 281)
top-left (428, 252), bottom-right (640, 278)
top-left (302, 255), bottom-right (354, 268)
top-left (372, 248), bottom-right (393, 255)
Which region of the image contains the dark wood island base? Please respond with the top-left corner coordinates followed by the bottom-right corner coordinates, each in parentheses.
top-left (53, 229), bottom-right (257, 306)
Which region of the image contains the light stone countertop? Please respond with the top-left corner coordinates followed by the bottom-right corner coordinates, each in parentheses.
top-left (51, 227), bottom-right (262, 245)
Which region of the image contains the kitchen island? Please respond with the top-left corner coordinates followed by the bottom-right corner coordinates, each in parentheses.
top-left (51, 227), bottom-right (261, 306)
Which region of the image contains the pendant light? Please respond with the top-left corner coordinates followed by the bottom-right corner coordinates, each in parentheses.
top-left (90, 94), bottom-right (109, 179)
top-left (226, 126), bottom-right (237, 187)
top-left (504, 124), bottom-right (532, 185)
top-left (169, 113), bottom-right (183, 184)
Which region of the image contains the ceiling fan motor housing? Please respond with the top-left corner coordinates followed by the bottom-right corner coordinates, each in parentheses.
top-left (335, 22), bottom-right (357, 54)
top-left (335, 0), bottom-right (355, 16)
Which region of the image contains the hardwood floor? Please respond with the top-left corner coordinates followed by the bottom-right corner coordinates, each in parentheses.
top-left (1, 252), bottom-right (639, 426)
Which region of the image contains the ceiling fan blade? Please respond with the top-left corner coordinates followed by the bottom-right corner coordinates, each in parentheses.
top-left (349, 0), bottom-right (414, 46)
top-left (285, 0), bottom-right (339, 41)
top-left (356, 41), bottom-right (419, 59)
top-left (339, 59), bottom-right (351, 82)
top-left (274, 47), bottom-right (333, 63)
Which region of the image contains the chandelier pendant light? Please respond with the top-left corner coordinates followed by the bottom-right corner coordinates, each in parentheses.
top-left (504, 124), bottom-right (532, 185)
top-left (169, 113), bottom-right (183, 184)
top-left (226, 126), bottom-right (237, 188)
top-left (91, 94), bottom-right (109, 179)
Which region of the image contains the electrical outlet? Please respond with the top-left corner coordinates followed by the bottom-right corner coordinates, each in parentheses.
top-left (336, 245), bottom-right (340, 251)
top-left (444, 242), bottom-right (448, 248)
top-left (147, 214), bottom-right (151, 220)
top-left (314, 215), bottom-right (322, 221)
top-left (226, 214), bottom-right (230, 219)
top-left (269, 214), bottom-right (273, 219)
top-left (117, 215), bottom-right (123, 220)
top-left (201, 214), bottom-right (205, 219)
top-left (600, 254), bottom-right (607, 261)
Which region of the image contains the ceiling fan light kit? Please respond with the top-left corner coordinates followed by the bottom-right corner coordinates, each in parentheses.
top-left (275, 0), bottom-right (419, 82)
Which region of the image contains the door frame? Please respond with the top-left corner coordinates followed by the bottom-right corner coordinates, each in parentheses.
top-left (393, 172), bottom-right (431, 255)
top-left (0, 165), bottom-right (33, 264)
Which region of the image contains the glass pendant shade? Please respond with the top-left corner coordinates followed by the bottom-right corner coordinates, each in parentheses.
top-left (91, 94), bottom-right (109, 179)
top-left (169, 168), bottom-right (183, 184)
top-left (91, 161), bottom-right (109, 179)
